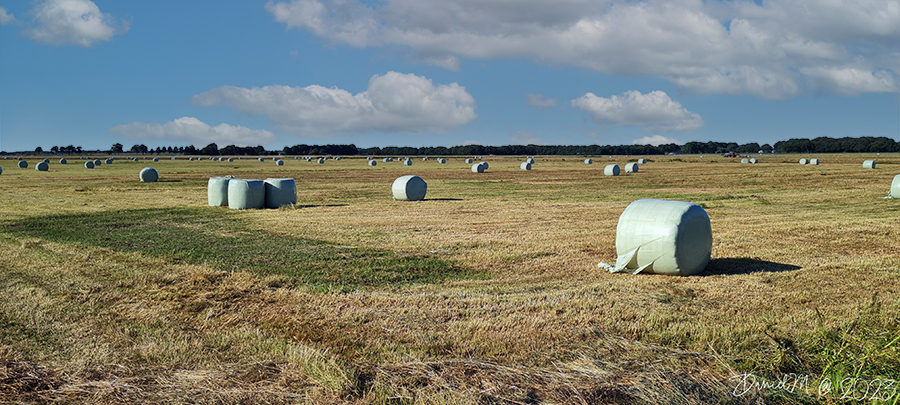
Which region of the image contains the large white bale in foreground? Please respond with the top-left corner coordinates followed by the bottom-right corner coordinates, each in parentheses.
top-left (208, 177), bottom-right (231, 206)
top-left (625, 163), bottom-right (639, 173)
top-left (520, 162), bottom-right (532, 171)
top-left (611, 199), bottom-right (712, 276)
top-left (139, 167), bottom-right (159, 182)
top-left (891, 174), bottom-right (900, 198)
top-left (604, 164), bottom-right (620, 176)
top-left (392, 175), bottom-right (427, 201)
top-left (863, 160), bottom-right (876, 169)
top-left (228, 179), bottom-right (265, 209)
top-left (264, 178), bottom-right (297, 208)
top-left (472, 162), bottom-right (486, 173)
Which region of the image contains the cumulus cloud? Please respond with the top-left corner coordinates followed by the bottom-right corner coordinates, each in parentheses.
top-left (190, 71), bottom-right (477, 137)
top-left (800, 66), bottom-right (899, 96)
top-left (265, 0), bottom-right (899, 98)
top-left (108, 117), bottom-right (277, 146)
top-left (0, 7), bottom-right (17, 25)
top-left (571, 90), bottom-right (705, 134)
top-left (632, 135), bottom-right (683, 146)
top-left (525, 93), bottom-right (557, 109)
top-left (23, 0), bottom-right (130, 47)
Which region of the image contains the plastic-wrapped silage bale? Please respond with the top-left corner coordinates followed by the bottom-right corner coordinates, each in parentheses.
top-left (383, 158), bottom-right (391, 163)
top-left (139, 167), bottom-right (159, 182)
top-left (85, 161), bottom-right (94, 169)
top-left (604, 164), bottom-right (620, 176)
top-left (602, 199), bottom-right (712, 276)
top-left (172, 157), bottom-right (177, 160)
top-left (59, 158), bottom-right (67, 164)
top-left (43, 158), bottom-right (50, 163)
top-left (276, 160), bottom-right (284, 166)
top-left (264, 178), bottom-right (297, 208)
top-left (810, 158), bottom-right (819, 165)
top-left (465, 158), bottom-right (473, 164)
top-left (526, 158), bottom-right (535, 164)
top-left (863, 160), bottom-right (876, 169)
top-left (625, 162), bottom-right (639, 173)
top-left (35, 162), bottom-right (49, 171)
top-left (520, 162), bottom-right (532, 171)
top-left (741, 158), bottom-right (749, 164)
top-left (638, 158), bottom-right (647, 164)
top-left (18, 161), bottom-right (28, 169)
top-left (228, 158), bottom-right (234, 162)
top-left (368, 160), bottom-right (377, 166)
top-left (749, 158), bottom-right (758, 164)
top-left (392, 175), bottom-right (427, 201)
top-left (317, 158), bottom-right (325, 164)
top-left (891, 174), bottom-right (900, 198)
top-left (228, 179), bottom-right (265, 210)
top-left (152, 157), bottom-right (159, 162)
top-left (94, 159), bottom-right (102, 166)
top-left (472, 162), bottom-right (486, 173)
top-left (208, 177), bottom-right (231, 207)
top-left (258, 157), bottom-right (265, 162)
top-left (403, 159), bottom-right (412, 166)
top-left (585, 159), bottom-right (593, 164)
top-left (799, 158), bottom-right (808, 165)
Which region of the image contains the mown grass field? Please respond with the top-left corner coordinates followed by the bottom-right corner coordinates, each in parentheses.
top-left (1, 153), bottom-right (898, 404)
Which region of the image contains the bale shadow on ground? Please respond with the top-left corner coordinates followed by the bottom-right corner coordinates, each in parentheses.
top-left (702, 257), bottom-right (802, 275)
top-left (425, 198), bottom-right (463, 201)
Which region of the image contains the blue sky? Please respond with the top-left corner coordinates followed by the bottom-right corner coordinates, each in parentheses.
top-left (1, 0), bottom-right (898, 152)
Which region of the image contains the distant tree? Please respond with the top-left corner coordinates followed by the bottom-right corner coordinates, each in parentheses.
top-left (200, 143), bottom-right (219, 155)
top-left (760, 144), bottom-right (772, 152)
top-left (50, 146), bottom-right (59, 154)
top-left (111, 143), bottom-right (124, 153)
top-left (34, 146), bottom-right (44, 154)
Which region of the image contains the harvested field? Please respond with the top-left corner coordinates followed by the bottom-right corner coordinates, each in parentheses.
top-left (1, 154), bottom-right (898, 404)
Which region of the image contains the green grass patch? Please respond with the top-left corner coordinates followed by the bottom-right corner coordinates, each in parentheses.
top-left (0, 207), bottom-right (485, 290)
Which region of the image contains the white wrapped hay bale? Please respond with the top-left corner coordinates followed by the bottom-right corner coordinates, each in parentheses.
top-left (638, 158), bottom-right (647, 164)
top-left (741, 158), bottom-right (749, 164)
top-left (276, 160), bottom-right (285, 166)
top-left (799, 158), bottom-right (808, 165)
top-left (139, 167), bottom-right (159, 182)
top-left (472, 162), bottom-right (486, 173)
top-left (625, 162), bottom-right (639, 173)
top-left (258, 157), bottom-right (265, 162)
top-left (94, 159), bottom-right (102, 166)
top-left (59, 158), bottom-right (67, 164)
top-left (526, 157), bottom-right (535, 164)
top-left (172, 157), bottom-right (177, 160)
top-left (422, 157), bottom-right (428, 161)
top-left (383, 158), bottom-right (391, 163)
top-left (465, 158), bottom-right (473, 164)
top-left (585, 158), bottom-right (593, 164)
top-left (317, 158), bottom-right (325, 164)
top-left (891, 174), bottom-right (900, 198)
top-left (264, 178), bottom-right (297, 208)
top-left (604, 164), bottom-right (620, 176)
top-left (520, 162), bottom-right (532, 171)
top-left (392, 175), bottom-right (427, 201)
top-left (105, 158), bottom-right (113, 165)
top-left (85, 161), bottom-right (94, 169)
top-left (863, 160), bottom-right (876, 169)
top-left (403, 159), bottom-right (412, 166)
top-left (438, 158), bottom-right (447, 164)
top-left (208, 177), bottom-right (232, 206)
top-left (227, 158), bottom-right (234, 162)
top-left (228, 179), bottom-right (265, 209)
top-left (602, 199), bottom-right (712, 276)
top-left (152, 157), bottom-right (160, 162)
top-left (18, 161), bottom-right (28, 169)
top-left (43, 158), bottom-right (50, 163)
top-left (749, 158), bottom-right (758, 164)
top-left (35, 162), bottom-right (49, 171)
top-left (368, 160), bottom-right (377, 166)
top-left (810, 158), bottom-right (819, 165)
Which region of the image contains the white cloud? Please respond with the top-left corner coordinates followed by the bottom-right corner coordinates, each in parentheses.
top-left (525, 93), bottom-right (557, 109)
top-left (632, 135), bottom-right (683, 146)
top-left (108, 117), bottom-right (277, 146)
top-left (571, 90), bottom-right (705, 134)
top-left (24, 0), bottom-right (130, 47)
top-left (265, 0), bottom-right (899, 98)
top-left (190, 71), bottom-right (477, 138)
top-left (510, 129), bottom-right (547, 145)
top-left (0, 7), bottom-right (17, 25)
top-left (800, 66), bottom-right (899, 96)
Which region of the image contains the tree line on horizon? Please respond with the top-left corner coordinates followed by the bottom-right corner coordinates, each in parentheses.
top-left (8, 136), bottom-right (899, 156)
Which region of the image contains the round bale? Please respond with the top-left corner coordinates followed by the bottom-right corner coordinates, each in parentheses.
top-left (465, 158), bottom-right (473, 164)
top-left (891, 174), bottom-right (900, 198)
top-left (317, 158), bottom-right (325, 164)
top-left (84, 161), bottom-right (94, 169)
top-left (799, 158), bottom-right (809, 165)
top-left (604, 164), bottom-right (620, 176)
top-left (392, 175), bottom-right (427, 201)
top-left (741, 158), bottom-right (749, 164)
top-left (139, 167), bottom-right (159, 182)
top-left (749, 158), bottom-right (758, 164)
top-left (152, 157), bottom-right (160, 162)
top-left (276, 160), bottom-right (284, 166)
top-left (526, 158), bottom-right (535, 164)
top-left (863, 160), bottom-right (876, 169)
top-left (208, 177), bottom-right (231, 207)
top-left (612, 199), bottom-right (712, 276)
top-left (18, 161), bottom-right (28, 169)
top-left (585, 158), bottom-right (593, 164)
top-left (404, 159), bottom-right (412, 166)
top-left (638, 158), bottom-right (647, 164)
top-left (227, 179), bottom-right (265, 210)
top-left (383, 158), bottom-right (391, 163)
top-left (35, 161), bottom-right (49, 171)
top-left (228, 158), bottom-right (234, 162)
top-left (810, 158), bottom-right (819, 165)
top-left (264, 178), bottom-right (297, 208)
top-left (94, 159), bottom-right (102, 166)
top-left (59, 158), bottom-right (67, 164)
top-left (43, 158), bottom-right (50, 164)
top-left (625, 162), bottom-right (639, 173)
top-left (258, 157), bottom-right (265, 162)
top-left (172, 157), bottom-right (177, 160)
top-left (520, 162), bottom-right (532, 171)
top-left (422, 157), bottom-right (428, 161)
top-left (471, 162), bottom-right (486, 173)
top-left (368, 160), bottom-right (377, 166)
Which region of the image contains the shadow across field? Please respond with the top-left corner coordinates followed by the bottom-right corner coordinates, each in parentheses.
top-left (702, 257), bottom-right (801, 275)
top-left (0, 207), bottom-right (486, 290)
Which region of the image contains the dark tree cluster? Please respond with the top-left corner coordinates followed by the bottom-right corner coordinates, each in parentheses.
top-left (773, 137), bottom-right (899, 153)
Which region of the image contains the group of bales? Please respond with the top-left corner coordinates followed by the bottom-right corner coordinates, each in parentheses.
top-left (208, 176), bottom-right (297, 210)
